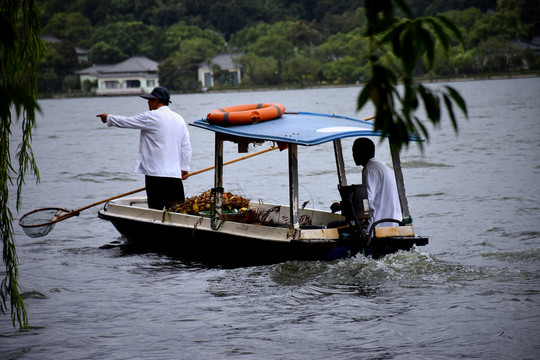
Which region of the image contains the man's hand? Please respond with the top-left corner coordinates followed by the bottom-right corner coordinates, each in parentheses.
top-left (96, 113), bottom-right (108, 123)
top-left (181, 170), bottom-right (189, 180)
top-left (330, 202), bottom-right (341, 213)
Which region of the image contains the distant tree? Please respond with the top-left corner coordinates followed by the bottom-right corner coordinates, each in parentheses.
top-left (318, 9), bottom-right (366, 37)
top-left (230, 21), bottom-right (307, 53)
top-left (248, 34), bottom-right (295, 75)
top-left (81, 78), bottom-right (97, 93)
top-left (317, 31), bottom-right (367, 62)
top-left (64, 74), bottom-right (80, 92)
top-left (406, 0), bottom-right (497, 17)
top-left (442, 8), bottom-right (485, 35)
top-left (477, 38), bottom-right (526, 72)
top-left (148, 0), bottom-right (189, 27)
top-left (92, 21), bottom-right (157, 59)
top-left (1, 0), bottom-right (45, 329)
top-left (323, 56), bottom-right (370, 83)
top-left (40, 40), bottom-right (79, 76)
top-left (88, 41), bottom-right (128, 64)
top-left (358, 0), bottom-right (468, 151)
top-left (317, 30), bottom-right (369, 83)
top-left (184, 0), bottom-right (280, 39)
top-left (158, 57), bottom-right (200, 93)
top-left (163, 21), bottom-right (225, 59)
top-left (211, 65), bottom-right (233, 87)
top-left (229, 23), bottom-right (273, 51)
top-left (453, 47), bottom-right (478, 74)
top-left (42, 12), bottom-right (94, 48)
top-left (36, 38), bottom-right (79, 95)
top-left (173, 37), bottom-right (221, 64)
top-left (468, 10), bottom-right (524, 47)
top-left (240, 53), bottom-right (279, 85)
top-left (281, 53), bottom-right (321, 87)
top-left (37, 67), bottom-right (62, 93)
top-left (284, 20), bottom-right (324, 47)
top-left (158, 57), bottom-right (183, 90)
top-left (498, 0), bottom-right (540, 36)
top-left (61, 0), bottom-right (120, 26)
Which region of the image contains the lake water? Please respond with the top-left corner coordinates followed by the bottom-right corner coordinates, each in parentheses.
top-left (1, 77), bottom-right (539, 359)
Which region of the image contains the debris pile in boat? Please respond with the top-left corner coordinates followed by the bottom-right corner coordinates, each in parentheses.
top-left (169, 190), bottom-right (250, 215)
top-left (169, 190), bottom-right (282, 225)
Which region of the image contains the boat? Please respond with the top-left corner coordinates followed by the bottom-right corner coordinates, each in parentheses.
top-left (98, 110), bottom-right (428, 266)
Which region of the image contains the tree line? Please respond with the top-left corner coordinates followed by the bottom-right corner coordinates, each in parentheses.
top-left (37, 0), bottom-right (539, 94)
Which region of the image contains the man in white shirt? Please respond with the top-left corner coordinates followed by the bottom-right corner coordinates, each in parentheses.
top-left (97, 86), bottom-right (192, 210)
top-left (353, 138), bottom-right (402, 228)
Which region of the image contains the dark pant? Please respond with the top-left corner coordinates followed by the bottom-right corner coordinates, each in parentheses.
top-left (145, 175), bottom-right (185, 210)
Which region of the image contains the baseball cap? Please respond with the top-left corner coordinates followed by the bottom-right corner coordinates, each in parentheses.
top-left (140, 86), bottom-right (171, 104)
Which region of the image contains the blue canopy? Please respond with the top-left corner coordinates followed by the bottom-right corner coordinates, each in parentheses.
top-left (191, 112), bottom-right (422, 146)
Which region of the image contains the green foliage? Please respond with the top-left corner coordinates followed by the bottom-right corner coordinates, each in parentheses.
top-left (318, 8), bottom-right (366, 36)
top-left (40, 40), bottom-right (79, 77)
top-left (358, 0), bottom-right (468, 151)
top-left (228, 23), bottom-right (273, 51)
top-left (407, 0), bottom-right (498, 17)
top-left (92, 21), bottom-right (157, 59)
top-left (35, 0), bottom-right (539, 92)
top-left (1, 0), bottom-right (45, 329)
top-left (468, 10), bottom-right (523, 47)
top-left (284, 20), bottom-right (324, 46)
top-left (498, 0), bottom-right (540, 36)
top-left (317, 30), bottom-right (370, 83)
top-left (158, 57), bottom-right (200, 93)
top-left (323, 56), bottom-right (370, 83)
top-left (163, 21), bottom-right (225, 59)
top-left (42, 12), bottom-right (94, 48)
top-left (88, 41), bottom-right (128, 64)
top-left (174, 38), bottom-right (221, 64)
top-left (281, 53), bottom-right (321, 87)
top-left (250, 35), bottom-right (295, 69)
top-left (161, 33), bottom-right (224, 91)
top-left (240, 54), bottom-right (279, 85)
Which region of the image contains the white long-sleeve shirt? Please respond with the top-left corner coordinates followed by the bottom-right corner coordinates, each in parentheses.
top-left (107, 106), bottom-right (191, 178)
top-left (362, 158), bottom-right (402, 228)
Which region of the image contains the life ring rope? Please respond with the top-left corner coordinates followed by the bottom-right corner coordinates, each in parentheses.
top-left (207, 103), bottom-right (285, 126)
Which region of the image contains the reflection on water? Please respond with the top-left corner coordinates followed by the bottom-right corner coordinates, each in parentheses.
top-left (2, 77), bottom-right (539, 359)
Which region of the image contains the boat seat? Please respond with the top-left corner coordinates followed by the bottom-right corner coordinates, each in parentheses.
top-left (368, 218), bottom-right (414, 239)
top-left (374, 225), bottom-right (414, 238)
top-left (277, 224), bottom-right (326, 229)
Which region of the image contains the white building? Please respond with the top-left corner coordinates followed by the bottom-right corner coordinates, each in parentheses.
top-left (198, 53), bottom-right (244, 88)
top-left (76, 56), bottom-right (159, 95)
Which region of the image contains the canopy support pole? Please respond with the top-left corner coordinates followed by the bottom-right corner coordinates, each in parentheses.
top-left (212, 134), bottom-right (224, 229)
top-left (389, 143), bottom-right (410, 221)
top-left (288, 144), bottom-right (300, 230)
top-left (333, 139), bottom-right (348, 187)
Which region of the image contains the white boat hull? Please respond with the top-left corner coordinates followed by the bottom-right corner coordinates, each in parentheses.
top-left (98, 197), bottom-right (428, 266)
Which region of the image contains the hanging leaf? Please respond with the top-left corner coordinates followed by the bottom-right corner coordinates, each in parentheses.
top-left (1, 0), bottom-right (45, 330)
top-left (358, 0), bottom-right (468, 152)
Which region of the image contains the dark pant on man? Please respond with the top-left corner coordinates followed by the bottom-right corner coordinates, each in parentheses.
top-left (145, 175), bottom-right (185, 210)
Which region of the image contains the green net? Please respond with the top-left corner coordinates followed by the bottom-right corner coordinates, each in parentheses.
top-left (19, 208), bottom-right (72, 238)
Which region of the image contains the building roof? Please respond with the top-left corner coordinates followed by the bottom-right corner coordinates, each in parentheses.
top-left (41, 34), bottom-right (61, 43)
top-left (75, 64), bottom-right (114, 75)
top-left (199, 53), bottom-right (243, 70)
top-left (102, 56), bottom-right (158, 74)
top-left (516, 37), bottom-right (540, 53)
top-left (75, 56), bottom-right (158, 76)
top-left (75, 47), bottom-right (88, 55)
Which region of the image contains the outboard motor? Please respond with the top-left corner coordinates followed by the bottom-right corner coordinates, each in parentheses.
top-left (338, 184), bottom-right (370, 245)
top-left (338, 184), bottom-right (370, 220)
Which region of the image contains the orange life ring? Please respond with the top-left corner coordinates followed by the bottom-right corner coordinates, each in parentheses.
top-left (207, 103), bottom-right (285, 126)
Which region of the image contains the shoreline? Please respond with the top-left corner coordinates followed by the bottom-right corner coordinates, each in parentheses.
top-left (40, 72), bottom-right (539, 100)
